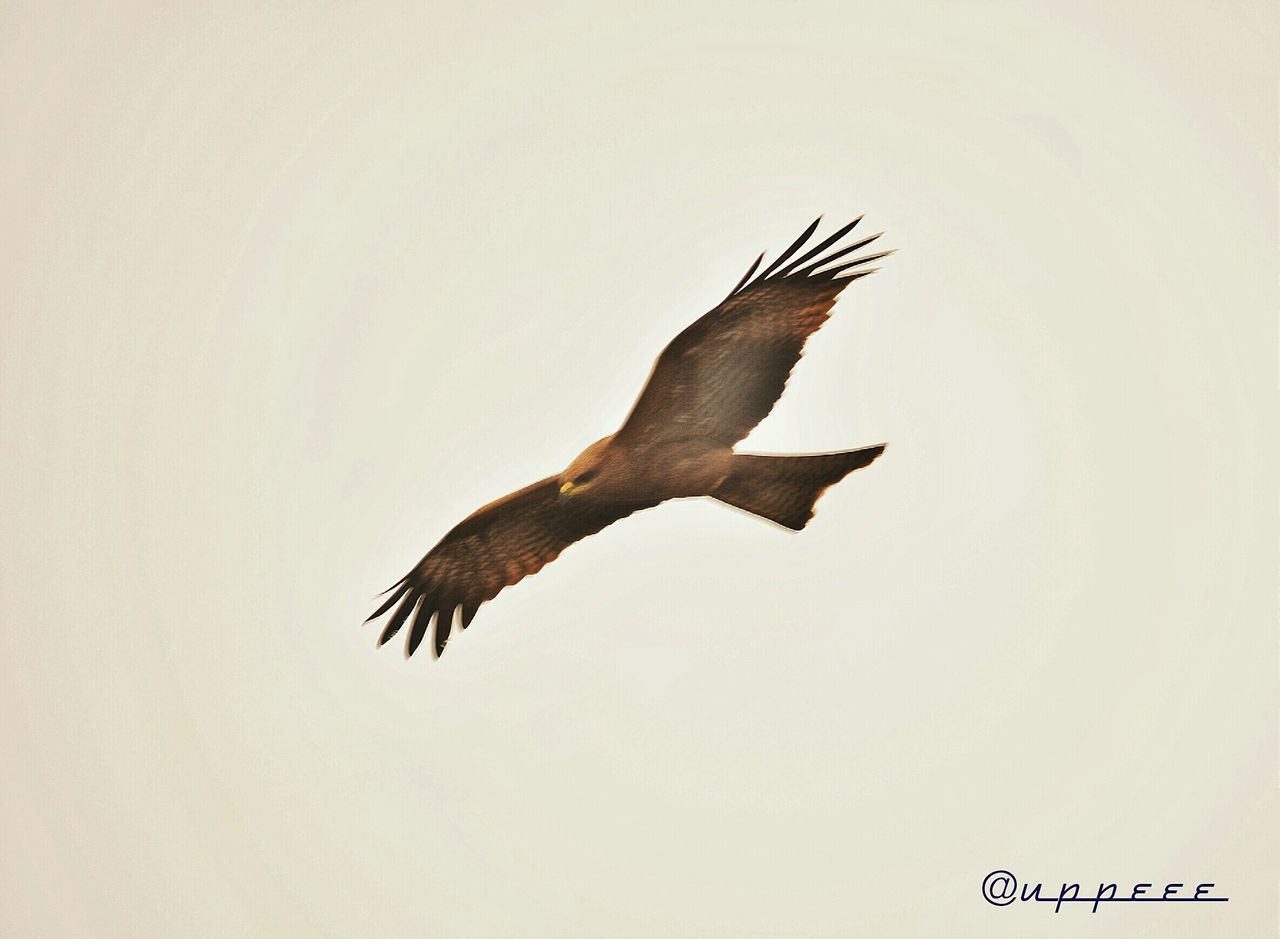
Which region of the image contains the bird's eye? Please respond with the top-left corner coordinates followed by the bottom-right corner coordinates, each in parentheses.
top-left (576, 469), bottom-right (599, 485)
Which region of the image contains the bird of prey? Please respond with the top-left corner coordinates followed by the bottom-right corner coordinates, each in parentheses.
top-left (366, 216), bottom-right (891, 659)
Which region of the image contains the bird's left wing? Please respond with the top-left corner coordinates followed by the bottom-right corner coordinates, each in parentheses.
top-left (616, 217), bottom-right (890, 448)
top-left (365, 477), bottom-right (655, 659)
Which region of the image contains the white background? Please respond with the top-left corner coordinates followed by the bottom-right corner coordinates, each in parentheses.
top-left (2, 2), bottom-right (1276, 935)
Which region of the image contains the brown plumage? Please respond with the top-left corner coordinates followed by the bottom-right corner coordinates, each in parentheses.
top-left (366, 216), bottom-right (891, 659)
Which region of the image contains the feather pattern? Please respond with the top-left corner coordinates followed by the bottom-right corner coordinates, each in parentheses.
top-left (366, 477), bottom-right (656, 658)
top-left (775, 216), bottom-right (862, 278)
top-left (617, 217), bottom-right (890, 447)
top-left (749, 216), bottom-right (822, 286)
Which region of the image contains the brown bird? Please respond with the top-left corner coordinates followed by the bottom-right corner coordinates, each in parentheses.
top-left (366, 216), bottom-right (891, 659)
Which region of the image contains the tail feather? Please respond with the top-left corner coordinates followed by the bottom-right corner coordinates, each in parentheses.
top-left (712, 446), bottom-right (886, 530)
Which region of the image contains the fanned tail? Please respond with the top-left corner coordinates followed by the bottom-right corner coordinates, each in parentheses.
top-left (711, 446), bottom-right (886, 530)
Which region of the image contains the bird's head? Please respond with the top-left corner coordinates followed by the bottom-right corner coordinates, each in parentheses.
top-left (559, 436), bottom-right (616, 503)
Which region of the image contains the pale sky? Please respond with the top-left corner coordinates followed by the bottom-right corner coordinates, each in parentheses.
top-left (2, 2), bottom-right (1276, 936)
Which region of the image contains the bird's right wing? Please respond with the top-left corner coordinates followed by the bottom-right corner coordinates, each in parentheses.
top-left (365, 477), bottom-right (655, 659)
top-left (616, 217), bottom-right (890, 448)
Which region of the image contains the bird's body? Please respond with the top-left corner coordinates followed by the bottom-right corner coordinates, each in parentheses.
top-left (559, 433), bottom-right (734, 505)
top-left (366, 216), bottom-right (892, 659)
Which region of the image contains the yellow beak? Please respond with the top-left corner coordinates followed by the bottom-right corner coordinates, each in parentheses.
top-left (559, 481), bottom-right (575, 495)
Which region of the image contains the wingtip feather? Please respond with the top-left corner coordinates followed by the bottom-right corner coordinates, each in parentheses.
top-left (776, 215), bottom-right (863, 278)
top-left (749, 216), bottom-right (823, 287)
top-left (365, 582), bottom-right (410, 623)
top-left (434, 607), bottom-right (456, 659)
top-left (405, 601), bottom-right (435, 658)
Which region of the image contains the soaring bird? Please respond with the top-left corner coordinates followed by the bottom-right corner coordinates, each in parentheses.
top-left (366, 216), bottom-right (891, 659)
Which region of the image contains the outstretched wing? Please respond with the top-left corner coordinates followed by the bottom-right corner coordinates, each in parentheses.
top-left (617, 217), bottom-right (890, 447)
top-left (365, 477), bottom-right (655, 659)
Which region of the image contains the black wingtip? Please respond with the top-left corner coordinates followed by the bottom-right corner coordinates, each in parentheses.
top-left (730, 216), bottom-right (889, 293)
top-left (378, 594), bottom-right (419, 646)
top-left (365, 582), bottom-right (410, 623)
top-left (817, 249), bottom-right (893, 279)
top-left (796, 232), bottom-right (885, 278)
top-left (433, 607), bottom-right (455, 659)
top-left (376, 574), bottom-right (409, 596)
top-left (776, 215), bottom-right (863, 278)
top-left (750, 216), bottom-right (823, 287)
top-left (832, 267), bottom-right (881, 283)
top-left (405, 602), bottom-right (435, 658)
top-left (725, 251), bottom-right (766, 300)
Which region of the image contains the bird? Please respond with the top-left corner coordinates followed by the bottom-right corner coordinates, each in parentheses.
top-left (365, 215), bottom-right (892, 660)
